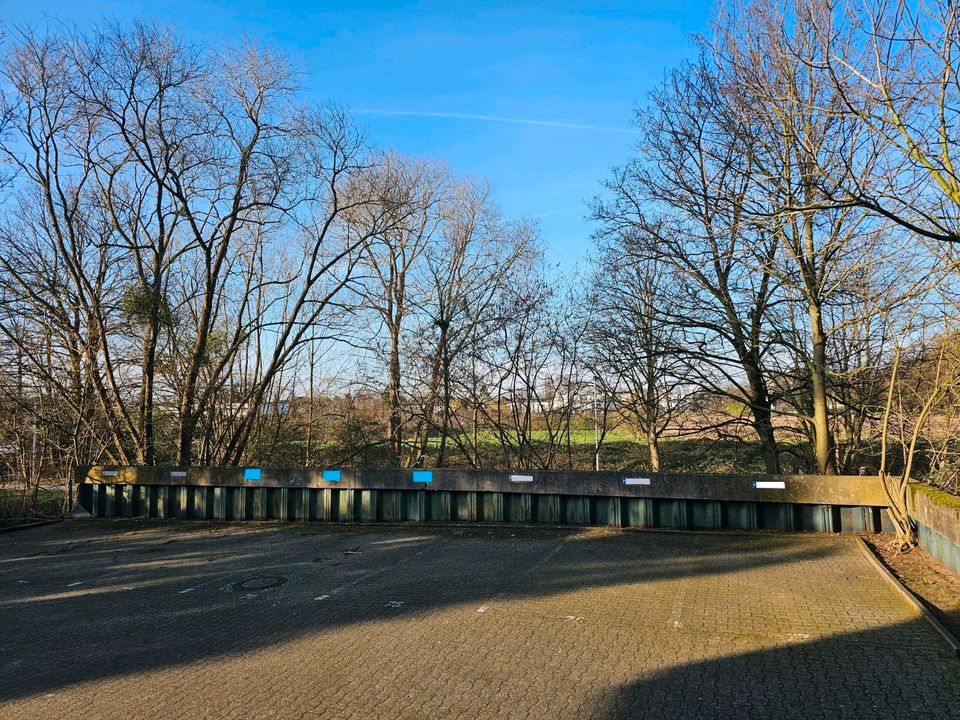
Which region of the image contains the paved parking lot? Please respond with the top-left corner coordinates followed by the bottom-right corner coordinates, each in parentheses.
top-left (1, 520), bottom-right (959, 719)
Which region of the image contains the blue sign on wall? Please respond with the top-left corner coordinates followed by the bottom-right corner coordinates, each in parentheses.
top-left (243, 467), bottom-right (262, 481)
top-left (412, 470), bottom-right (433, 484)
top-left (322, 469), bottom-right (341, 482)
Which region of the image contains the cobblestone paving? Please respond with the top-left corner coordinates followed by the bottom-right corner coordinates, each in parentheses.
top-left (1, 521), bottom-right (958, 719)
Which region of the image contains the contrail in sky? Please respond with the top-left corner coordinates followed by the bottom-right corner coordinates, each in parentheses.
top-left (528, 206), bottom-right (583, 218)
top-left (354, 109), bottom-right (640, 134)
top-left (504, 206), bottom-right (583, 222)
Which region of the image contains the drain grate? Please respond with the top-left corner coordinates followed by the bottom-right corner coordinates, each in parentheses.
top-left (232, 575), bottom-right (287, 592)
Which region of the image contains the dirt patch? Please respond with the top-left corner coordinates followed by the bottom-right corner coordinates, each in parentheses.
top-left (863, 533), bottom-right (960, 641)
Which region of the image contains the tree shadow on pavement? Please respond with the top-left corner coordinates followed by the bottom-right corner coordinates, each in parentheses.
top-left (0, 519), bottom-right (955, 714)
top-left (596, 619), bottom-right (960, 719)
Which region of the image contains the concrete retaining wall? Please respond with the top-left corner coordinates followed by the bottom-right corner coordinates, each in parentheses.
top-left (909, 484), bottom-right (960, 576)
top-left (75, 466), bottom-right (891, 533)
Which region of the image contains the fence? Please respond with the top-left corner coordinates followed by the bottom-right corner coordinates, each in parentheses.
top-left (75, 466), bottom-right (892, 533)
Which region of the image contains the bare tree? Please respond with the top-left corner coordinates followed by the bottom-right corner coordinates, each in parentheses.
top-left (880, 321), bottom-right (960, 546)
top-left (716, 0), bottom-right (923, 474)
top-left (813, 0), bottom-right (960, 245)
top-left (593, 52), bottom-right (785, 473)
top-left (0, 24), bottom-right (387, 468)
top-left (346, 153), bottom-right (447, 464)
top-left (409, 180), bottom-right (539, 467)
top-left (466, 274), bottom-right (588, 471)
top-left (584, 230), bottom-right (692, 471)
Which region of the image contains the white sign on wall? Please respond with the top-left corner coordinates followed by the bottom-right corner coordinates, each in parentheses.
top-left (753, 480), bottom-right (786, 490)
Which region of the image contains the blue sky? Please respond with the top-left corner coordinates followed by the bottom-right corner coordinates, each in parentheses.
top-left (0, 1), bottom-right (714, 267)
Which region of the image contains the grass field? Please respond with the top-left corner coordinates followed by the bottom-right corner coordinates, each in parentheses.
top-left (394, 435), bottom-right (812, 474)
top-left (264, 427), bottom-right (815, 473)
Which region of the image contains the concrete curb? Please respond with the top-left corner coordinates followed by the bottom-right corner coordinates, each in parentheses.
top-left (855, 536), bottom-right (960, 659)
top-left (0, 518), bottom-right (63, 534)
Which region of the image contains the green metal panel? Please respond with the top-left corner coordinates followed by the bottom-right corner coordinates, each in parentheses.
top-left (917, 521), bottom-right (960, 576)
top-left (453, 492), bottom-right (477, 522)
top-left (266, 488), bottom-right (285, 520)
top-left (130, 485), bottom-right (150, 517)
top-left (192, 486), bottom-right (210, 520)
top-left (95, 484), bottom-right (107, 517)
top-left (480, 492), bottom-right (504, 522)
top-left (359, 490), bottom-right (376, 522)
top-left (146, 485), bottom-right (158, 518)
top-left (133, 485), bottom-right (149, 516)
top-left (102, 485), bottom-right (117, 517)
top-left (144, 485), bottom-right (155, 518)
top-left (869, 506), bottom-right (883, 533)
top-left (314, 488), bottom-right (333, 521)
top-left (295, 488), bottom-right (312, 521)
top-left (756, 502), bottom-right (795, 531)
top-left (591, 497), bottom-right (621, 527)
top-left (250, 487), bottom-right (266, 520)
top-left (430, 491), bottom-right (451, 521)
top-left (723, 501), bottom-right (757, 530)
top-left (406, 490), bottom-right (427, 522)
top-left (211, 487), bottom-right (226, 520)
top-left (535, 495), bottom-right (561, 524)
top-left (563, 496), bottom-right (590, 525)
top-left (78, 483), bottom-right (93, 514)
top-left (780, 503), bottom-right (797, 531)
top-left (624, 498), bottom-right (652, 528)
top-left (229, 486), bottom-right (246, 521)
top-left (117, 485), bottom-right (133, 517)
top-left (689, 500), bottom-right (721, 529)
top-left (880, 508), bottom-right (896, 534)
top-left (797, 504), bottom-right (833, 532)
top-left (103, 484), bottom-right (115, 517)
top-left (193, 486), bottom-right (206, 518)
top-left (285, 487), bottom-right (297, 521)
top-left (172, 486), bottom-right (188, 518)
top-left (508, 493), bottom-right (532, 523)
top-left (655, 499), bottom-right (688, 529)
top-left (338, 489), bottom-right (356, 522)
top-left (838, 505), bottom-right (871, 533)
top-left (89, 485), bottom-right (101, 517)
top-left (380, 490), bottom-right (402, 522)
top-left (155, 486), bottom-right (169, 519)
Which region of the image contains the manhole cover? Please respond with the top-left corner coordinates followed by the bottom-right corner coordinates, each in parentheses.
top-left (232, 575), bottom-right (287, 592)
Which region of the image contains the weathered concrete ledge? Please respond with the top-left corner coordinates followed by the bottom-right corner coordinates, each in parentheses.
top-left (909, 484), bottom-right (960, 576)
top-left (75, 466), bottom-right (891, 533)
top-left (78, 466), bottom-right (889, 504)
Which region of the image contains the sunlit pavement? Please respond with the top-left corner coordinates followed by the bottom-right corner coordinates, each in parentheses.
top-left (1, 521), bottom-right (958, 719)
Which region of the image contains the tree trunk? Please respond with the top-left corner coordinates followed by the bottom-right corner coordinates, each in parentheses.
top-left (139, 319), bottom-right (158, 466)
top-left (752, 403), bottom-right (781, 475)
top-left (472, 404), bottom-right (479, 468)
top-left (742, 355), bottom-right (781, 474)
top-left (177, 408), bottom-right (199, 467)
top-left (808, 302), bottom-right (836, 475)
top-left (647, 429), bottom-right (662, 472)
top-left (306, 348), bottom-right (315, 467)
top-left (435, 320), bottom-right (451, 468)
top-left (415, 329), bottom-right (445, 468)
top-left (388, 329), bottom-right (403, 464)
top-left (882, 473), bottom-right (916, 547)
